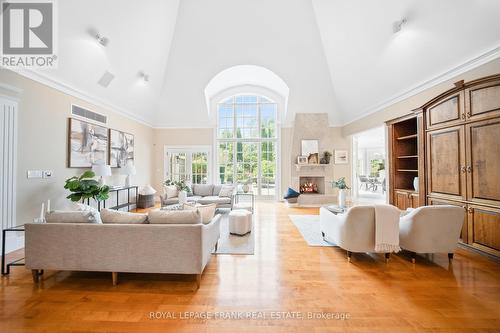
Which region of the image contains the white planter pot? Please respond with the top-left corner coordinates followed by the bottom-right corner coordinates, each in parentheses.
top-left (338, 189), bottom-right (346, 208)
top-left (242, 184), bottom-right (250, 193)
top-left (178, 190), bottom-right (188, 204)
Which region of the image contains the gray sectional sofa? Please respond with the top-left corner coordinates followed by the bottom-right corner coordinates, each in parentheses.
top-left (161, 184), bottom-right (235, 208)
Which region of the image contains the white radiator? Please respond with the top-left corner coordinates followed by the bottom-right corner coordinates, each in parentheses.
top-left (0, 97), bottom-right (17, 235)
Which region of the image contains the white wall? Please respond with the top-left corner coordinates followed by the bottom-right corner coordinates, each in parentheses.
top-left (0, 69), bottom-right (154, 230)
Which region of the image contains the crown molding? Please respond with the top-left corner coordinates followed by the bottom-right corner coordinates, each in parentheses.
top-left (341, 45), bottom-right (500, 127)
top-left (9, 68), bottom-right (154, 128)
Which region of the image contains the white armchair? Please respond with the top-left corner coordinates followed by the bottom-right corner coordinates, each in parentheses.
top-left (399, 205), bottom-right (465, 263)
top-left (320, 206), bottom-right (390, 262)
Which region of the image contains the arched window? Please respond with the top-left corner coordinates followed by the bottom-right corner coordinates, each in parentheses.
top-left (217, 94), bottom-right (277, 197)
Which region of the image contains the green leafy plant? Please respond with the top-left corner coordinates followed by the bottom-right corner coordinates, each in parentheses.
top-left (64, 171), bottom-right (110, 202)
top-left (323, 151), bottom-right (332, 158)
top-left (164, 179), bottom-right (192, 193)
top-left (330, 177), bottom-right (350, 190)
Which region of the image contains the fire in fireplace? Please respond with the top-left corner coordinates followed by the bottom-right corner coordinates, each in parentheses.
top-left (299, 176), bottom-right (325, 194)
top-left (300, 182), bottom-right (318, 193)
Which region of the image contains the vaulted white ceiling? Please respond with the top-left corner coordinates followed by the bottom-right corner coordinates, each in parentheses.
top-left (21, 0), bottom-right (500, 127)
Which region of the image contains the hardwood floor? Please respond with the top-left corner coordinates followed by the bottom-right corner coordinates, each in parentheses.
top-left (1, 201), bottom-right (500, 332)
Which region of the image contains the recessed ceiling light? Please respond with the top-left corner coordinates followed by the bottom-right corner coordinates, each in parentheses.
top-left (392, 18), bottom-right (407, 34)
top-left (138, 71), bottom-right (149, 83)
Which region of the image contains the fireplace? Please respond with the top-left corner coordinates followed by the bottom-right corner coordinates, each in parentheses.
top-left (299, 177), bottom-right (325, 194)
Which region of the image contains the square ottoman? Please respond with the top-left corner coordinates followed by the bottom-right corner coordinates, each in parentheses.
top-left (228, 209), bottom-right (252, 236)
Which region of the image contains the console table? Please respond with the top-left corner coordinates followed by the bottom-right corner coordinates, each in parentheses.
top-left (83, 186), bottom-right (138, 211)
top-left (1, 224), bottom-right (25, 275)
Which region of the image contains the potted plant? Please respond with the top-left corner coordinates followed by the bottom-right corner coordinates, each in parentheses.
top-left (164, 179), bottom-right (192, 204)
top-left (64, 171), bottom-right (110, 203)
top-left (330, 177), bottom-right (350, 208)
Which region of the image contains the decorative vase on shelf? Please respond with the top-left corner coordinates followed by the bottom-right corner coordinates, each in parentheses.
top-left (178, 190), bottom-right (188, 204)
top-left (338, 189), bottom-right (346, 208)
top-left (413, 177), bottom-right (419, 192)
top-left (242, 184), bottom-right (250, 193)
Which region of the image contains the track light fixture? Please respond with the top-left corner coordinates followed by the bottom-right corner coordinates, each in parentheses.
top-left (138, 71), bottom-right (149, 83)
top-left (95, 33), bottom-right (109, 46)
top-left (392, 18), bottom-right (407, 34)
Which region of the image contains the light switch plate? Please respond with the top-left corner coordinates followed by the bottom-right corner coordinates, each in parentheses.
top-left (27, 170), bottom-right (43, 179)
top-left (43, 170), bottom-right (53, 178)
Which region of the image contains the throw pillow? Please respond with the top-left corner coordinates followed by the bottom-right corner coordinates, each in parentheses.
top-left (148, 209), bottom-right (201, 224)
top-left (76, 203), bottom-right (102, 224)
top-left (100, 208), bottom-right (148, 224)
top-left (183, 203), bottom-right (216, 224)
top-left (283, 187), bottom-right (300, 199)
top-left (218, 185), bottom-right (234, 198)
top-left (164, 185), bottom-right (178, 199)
top-left (192, 184), bottom-right (214, 197)
top-left (45, 210), bottom-right (94, 223)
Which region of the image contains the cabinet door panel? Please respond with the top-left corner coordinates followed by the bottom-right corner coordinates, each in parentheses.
top-left (465, 119), bottom-right (500, 206)
top-left (409, 193), bottom-right (419, 208)
top-left (426, 126), bottom-right (466, 201)
top-left (428, 197), bottom-right (467, 243)
top-left (468, 205), bottom-right (500, 256)
top-left (465, 81), bottom-right (500, 121)
top-left (394, 191), bottom-right (409, 210)
top-left (427, 92), bottom-right (464, 129)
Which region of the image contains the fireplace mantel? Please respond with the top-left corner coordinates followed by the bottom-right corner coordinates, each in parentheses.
top-left (294, 164), bottom-right (329, 171)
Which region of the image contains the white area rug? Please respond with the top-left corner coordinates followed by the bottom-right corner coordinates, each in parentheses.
top-left (288, 214), bottom-right (336, 247)
top-left (213, 210), bottom-right (255, 255)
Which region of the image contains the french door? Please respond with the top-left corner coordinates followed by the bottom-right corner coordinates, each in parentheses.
top-left (165, 147), bottom-right (211, 184)
top-left (218, 140), bottom-right (277, 198)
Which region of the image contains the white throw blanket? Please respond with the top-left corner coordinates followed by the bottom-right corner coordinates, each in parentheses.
top-left (374, 204), bottom-right (401, 253)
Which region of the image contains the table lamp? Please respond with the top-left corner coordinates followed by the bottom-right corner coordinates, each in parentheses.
top-left (121, 163), bottom-right (136, 187)
top-left (92, 164), bottom-right (112, 186)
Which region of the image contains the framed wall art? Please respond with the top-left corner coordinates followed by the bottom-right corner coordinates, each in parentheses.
top-left (68, 118), bottom-right (108, 167)
top-left (109, 129), bottom-right (134, 168)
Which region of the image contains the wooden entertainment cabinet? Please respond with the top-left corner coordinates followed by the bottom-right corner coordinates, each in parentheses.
top-left (387, 74), bottom-right (500, 257)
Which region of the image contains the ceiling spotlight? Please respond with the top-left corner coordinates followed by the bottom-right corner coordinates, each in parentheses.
top-left (138, 71), bottom-right (149, 83)
top-left (95, 33), bottom-right (109, 46)
top-left (392, 18), bottom-right (407, 34)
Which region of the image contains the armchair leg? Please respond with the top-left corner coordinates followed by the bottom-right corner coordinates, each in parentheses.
top-left (448, 253), bottom-right (454, 262)
top-left (195, 274), bottom-right (202, 289)
top-left (410, 252), bottom-right (416, 264)
top-left (112, 272), bottom-right (118, 286)
top-left (214, 240), bottom-right (219, 252)
top-left (321, 231), bottom-right (325, 239)
top-left (347, 251), bottom-right (352, 263)
top-left (385, 253), bottom-right (390, 263)
top-left (31, 269), bottom-right (40, 283)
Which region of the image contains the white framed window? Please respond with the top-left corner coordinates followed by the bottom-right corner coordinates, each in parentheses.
top-left (216, 95), bottom-right (278, 198)
top-left (164, 146), bottom-right (211, 184)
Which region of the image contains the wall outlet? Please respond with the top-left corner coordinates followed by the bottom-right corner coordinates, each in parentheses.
top-left (27, 170), bottom-right (43, 179)
top-left (42, 170), bottom-right (53, 178)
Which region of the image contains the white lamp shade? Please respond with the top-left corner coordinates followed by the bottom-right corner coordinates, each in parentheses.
top-left (92, 164), bottom-right (112, 177)
top-left (122, 164), bottom-right (137, 175)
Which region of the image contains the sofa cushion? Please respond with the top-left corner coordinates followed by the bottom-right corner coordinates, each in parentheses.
top-left (148, 209), bottom-right (201, 224)
top-left (187, 195), bottom-right (202, 202)
top-left (183, 203), bottom-right (216, 224)
top-left (164, 185), bottom-right (178, 199)
top-left (197, 196), bottom-right (231, 205)
top-left (45, 210), bottom-right (95, 223)
top-left (218, 184), bottom-right (234, 198)
top-left (212, 185), bottom-right (222, 196)
top-left (100, 208), bottom-right (148, 224)
top-left (162, 197), bottom-right (179, 205)
top-left (193, 184), bottom-right (214, 197)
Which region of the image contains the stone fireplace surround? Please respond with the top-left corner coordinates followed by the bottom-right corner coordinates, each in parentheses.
top-left (288, 113), bottom-right (344, 206)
